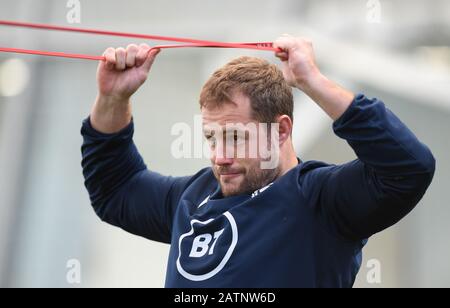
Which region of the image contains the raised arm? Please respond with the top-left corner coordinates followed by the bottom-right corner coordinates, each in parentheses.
top-left (81, 45), bottom-right (191, 243)
top-left (275, 36), bottom-right (436, 240)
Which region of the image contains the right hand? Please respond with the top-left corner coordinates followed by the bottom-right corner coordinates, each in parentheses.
top-left (97, 43), bottom-right (160, 102)
top-left (273, 35), bottom-right (320, 91)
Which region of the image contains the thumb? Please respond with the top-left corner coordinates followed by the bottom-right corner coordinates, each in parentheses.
top-left (141, 48), bottom-right (161, 73)
top-left (273, 36), bottom-right (295, 62)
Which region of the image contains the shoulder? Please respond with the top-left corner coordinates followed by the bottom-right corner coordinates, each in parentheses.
top-left (295, 159), bottom-right (365, 186)
top-left (283, 160), bottom-right (337, 202)
top-left (297, 160), bottom-right (336, 182)
top-left (175, 167), bottom-right (217, 194)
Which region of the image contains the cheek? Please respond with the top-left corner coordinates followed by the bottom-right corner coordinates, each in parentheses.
top-left (208, 146), bottom-right (217, 162)
top-left (233, 158), bottom-right (255, 172)
top-left (250, 159), bottom-right (266, 175)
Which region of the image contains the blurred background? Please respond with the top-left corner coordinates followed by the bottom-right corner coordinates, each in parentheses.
top-left (0, 0), bottom-right (449, 288)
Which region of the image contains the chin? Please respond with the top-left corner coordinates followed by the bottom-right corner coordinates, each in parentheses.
top-left (221, 183), bottom-right (244, 197)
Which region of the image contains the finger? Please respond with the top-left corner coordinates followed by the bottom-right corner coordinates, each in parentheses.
top-left (141, 48), bottom-right (160, 72)
top-left (126, 44), bottom-right (139, 68)
top-left (273, 37), bottom-right (296, 61)
top-left (275, 51), bottom-right (289, 61)
top-left (103, 47), bottom-right (116, 69)
top-left (115, 47), bottom-right (126, 70)
top-left (136, 43), bottom-right (151, 67)
top-left (273, 35), bottom-right (297, 51)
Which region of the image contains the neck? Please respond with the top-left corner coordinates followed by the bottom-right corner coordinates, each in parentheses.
top-left (278, 142), bottom-right (299, 177)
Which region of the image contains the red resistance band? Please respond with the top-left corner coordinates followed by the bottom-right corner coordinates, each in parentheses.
top-left (0, 20), bottom-right (281, 61)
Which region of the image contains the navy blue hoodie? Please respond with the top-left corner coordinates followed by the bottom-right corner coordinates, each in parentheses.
top-left (81, 94), bottom-right (435, 287)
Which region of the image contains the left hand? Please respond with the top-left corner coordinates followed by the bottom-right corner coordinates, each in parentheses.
top-left (274, 35), bottom-right (321, 91)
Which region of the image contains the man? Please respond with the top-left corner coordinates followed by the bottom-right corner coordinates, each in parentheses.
top-left (81, 36), bottom-right (435, 287)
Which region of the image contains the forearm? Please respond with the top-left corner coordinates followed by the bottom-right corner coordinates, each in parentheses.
top-left (301, 72), bottom-right (355, 121)
top-left (81, 117), bottom-right (146, 207)
top-left (90, 94), bottom-right (132, 134)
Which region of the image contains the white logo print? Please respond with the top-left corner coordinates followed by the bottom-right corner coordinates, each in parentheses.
top-left (251, 183), bottom-right (273, 198)
top-left (189, 228), bottom-right (225, 258)
top-left (197, 195), bottom-right (210, 208)
top-left (176, 212), bottom-right (238, 281)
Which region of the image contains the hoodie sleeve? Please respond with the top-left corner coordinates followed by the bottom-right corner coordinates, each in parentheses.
top-left (81, 118), bottom-right (192, 244)
top-left (302, 94), bottom-right (435, 240)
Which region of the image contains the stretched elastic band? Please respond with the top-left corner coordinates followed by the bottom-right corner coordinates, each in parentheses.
top-left (0, 20), bottom-right (281, 61)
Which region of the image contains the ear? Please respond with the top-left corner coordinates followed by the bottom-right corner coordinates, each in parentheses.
top-left (276, 115), bottom-right (293, 146)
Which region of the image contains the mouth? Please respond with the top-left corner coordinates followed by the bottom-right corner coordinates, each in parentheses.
top-left (219, 171), bottom-right (243, 180)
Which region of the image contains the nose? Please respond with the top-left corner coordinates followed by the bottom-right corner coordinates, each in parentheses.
top-left (214, 155), bottom-right (234, 166)
top-left (212, 141), bottom-right (234, 166)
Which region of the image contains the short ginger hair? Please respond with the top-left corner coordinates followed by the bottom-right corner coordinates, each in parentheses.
top-left (199, 56), bottom-right (294, 123)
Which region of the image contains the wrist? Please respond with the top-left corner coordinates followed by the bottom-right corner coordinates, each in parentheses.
top-left (90, 94), bottom-right (132, 134)
top-left (97, 93), bottom-right (130, 106)
top-left (296, 72), bottom-right (355, 121)
top-left (296, 68), bottom-right (325, 94)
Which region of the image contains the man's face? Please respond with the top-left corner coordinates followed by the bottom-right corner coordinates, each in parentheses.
top-left (202, 91), bottom-right (280, 197)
